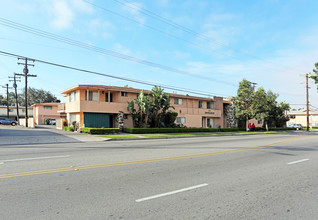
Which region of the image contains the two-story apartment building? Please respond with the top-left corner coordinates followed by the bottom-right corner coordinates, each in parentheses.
top-left (60, 85), bottom-right (226, 129)
top-left (32, 103), bottom-right (66, 125)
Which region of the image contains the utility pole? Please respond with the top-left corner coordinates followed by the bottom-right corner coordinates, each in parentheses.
top-left (306, 73), bottom-right (310, 132)
top-left (16, 58), bottom-right (36, 127)
top-left (2, 84), bottom-right (13, 118)
top-left (251, 82), bottom-right (257, 92)
top-left (9, 74), bottom-right (21, 123)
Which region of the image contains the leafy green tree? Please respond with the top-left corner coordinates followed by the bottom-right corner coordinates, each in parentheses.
top-left (233, 79), bottom-right (255, 131)
top-left (18, 87), bottom-right (60, 106)
top-left (0, 94), bottom-right (7, 105)
top-left (252, 87), bottom-right (290, 130)
top-left (271, 101), bottom-right (290, 127)
top-left (310, 62), bottom-right (318, 89)
top-left (252, 88), bottom-right (277, 131)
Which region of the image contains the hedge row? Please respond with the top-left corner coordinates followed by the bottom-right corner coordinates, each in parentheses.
top-left (122, 127), bottom-right (241, 134)
top-left (269, 127), bottom-right (296, 131)
top-left (240, 127), bottom-right (297, 131)
top-left (82, 128), bottom-right (120, 134)
top-left (219, 128), bottom-right (240, 132)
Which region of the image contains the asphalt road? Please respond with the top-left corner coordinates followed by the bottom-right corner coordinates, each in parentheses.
top-left (0, 129), bottom-right (317, 219)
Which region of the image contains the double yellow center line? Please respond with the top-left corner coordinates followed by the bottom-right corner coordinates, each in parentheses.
top-left (0, 136), bottom-right (305, 179)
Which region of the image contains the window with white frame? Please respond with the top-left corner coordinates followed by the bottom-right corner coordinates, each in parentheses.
top-left (198, 101), bottom-right (203, 108)
top-left (174, 98), bottom-right (183, 105)
top-left (207, 101), bottom-right (214, 109)
top-left (44, 106), bottom-right (52, 110)
top-left (121, 92), bottom-right (128, 97)
top-left (69, 91), bottom-right (76, 102)
top-left (176, 117), bottom-right (186, 123)
top-left (86, 91), bottom-right (98, 101)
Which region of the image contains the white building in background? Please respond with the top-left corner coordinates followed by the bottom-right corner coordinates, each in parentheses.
top-left (287, 110), bottom-right (318, 127)
top-left (0, 105), bottom-right (33, 120)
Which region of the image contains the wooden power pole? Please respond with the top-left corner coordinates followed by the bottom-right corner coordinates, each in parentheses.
top-left (2, 84), bottom-right (12, 118)
top-left (16, 58), bottom-right (36, 127)
top-left (9, 74), bottom-right (21, 123)
top-left (306, 73), bottom-right (310, 131)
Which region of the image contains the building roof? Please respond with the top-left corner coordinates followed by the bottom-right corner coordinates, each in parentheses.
top-left (32, 102), bottom-right (60, 107)
top-left (287, 110), bottom-right (318, 115)
top-left (61, 85), bottom-right (218, 101)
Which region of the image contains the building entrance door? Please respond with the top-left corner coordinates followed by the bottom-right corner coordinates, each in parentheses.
top-left (207, 118), bottom-right (214, 128)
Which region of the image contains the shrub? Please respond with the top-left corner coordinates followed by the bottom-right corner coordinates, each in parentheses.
top-left (269, 127), bottom-right (296, 131)
top-left (254, 127), bottom-right (265, 131)
top-left (63, 126), bottom-right (74, 132)
top-left (123, 128), bottom-right (218, 134)
top-left (219, 128), bottom-right (240, 132)
top-left (82, 128), bottom-right (120, 134)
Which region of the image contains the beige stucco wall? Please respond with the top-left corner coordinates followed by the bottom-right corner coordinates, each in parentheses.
top-left (80, 101), bottom-right (130, 114)
top-left (19, 118), bottom-right (35, 128)
top-left (33, 105), bottom-right (60, 125)
top-left (288, 115), bottom-right (318, 126)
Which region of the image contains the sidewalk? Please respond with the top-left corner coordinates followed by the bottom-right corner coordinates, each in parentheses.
top-left (0, 125), bottom-right (109, 145)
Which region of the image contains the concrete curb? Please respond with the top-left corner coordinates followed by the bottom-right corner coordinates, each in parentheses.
top-left (102, 132), bottom-right (272, 141)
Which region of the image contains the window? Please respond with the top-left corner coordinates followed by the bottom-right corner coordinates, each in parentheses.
top-left (86, 91), bottom-right (98, 101)
top-left (176, 117), bottom-right (186, 123)
top-left (174, 98), bottom-right (183, 105)
top-left (105, 93), bottom-right (113, 102)
top-left (257, 120), bottom-right (262, 124)
top-left (9, 109), bottom-right (13, 112)
top-left (121, 92), bottom-right (128, 97)
top-left (44, 106), bottom-right (52, 110)
top-left (290, 115), bottom-right (296, 119)
top-left (207, 101), bottom-right (214, 109)
top-left (69, 91), bottom-right (76, 102)
top-left (123, 114), bottom-right (128, 119)
top-left (198, 101), bottom-right (203, 108)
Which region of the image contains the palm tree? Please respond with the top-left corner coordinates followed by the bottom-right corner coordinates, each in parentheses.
top-left (149, 86), bottom-right (173, 127)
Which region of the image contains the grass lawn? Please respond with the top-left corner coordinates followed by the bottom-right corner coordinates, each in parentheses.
top-left (99, 135), bottom-right (135, 139)
top-left (99, 130), bottom-right (303, 139)
top-left (142, 132), bottom-right (254, 138)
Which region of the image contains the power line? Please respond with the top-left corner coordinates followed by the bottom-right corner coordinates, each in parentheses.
top-left (0, 17), bottom-right (235, 87)
top-left (83, 0), bottom-right (247, 62)
top-left (110, 0), bottom-right (302, 73)
top-left (0, 50), bottom-right (231, 98)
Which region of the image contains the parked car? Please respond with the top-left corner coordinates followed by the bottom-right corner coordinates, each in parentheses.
top-left (50, 119), bottom-right (56, 125)
top-left (0, 118), bottom-right (18, 126)
top-left (287, 124), bottom-right (302, 130)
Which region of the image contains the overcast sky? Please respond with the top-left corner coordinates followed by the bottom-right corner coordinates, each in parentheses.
top-left (0, 0), bottom-right (317, 109)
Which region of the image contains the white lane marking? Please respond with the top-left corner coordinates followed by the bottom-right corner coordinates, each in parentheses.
top-left (136, 183), bottom-right (208, 202)
top-left (287, 159), bottom-right (309, 165)
top-left (0, 155), bottom-right (70, 164)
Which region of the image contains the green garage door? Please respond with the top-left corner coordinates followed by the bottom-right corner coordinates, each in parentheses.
top-left (84, 113), bottom-right (112, 128)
